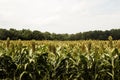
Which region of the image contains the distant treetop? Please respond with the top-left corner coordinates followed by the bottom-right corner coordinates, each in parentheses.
top-left (0, 28), bottom-right (120, 40)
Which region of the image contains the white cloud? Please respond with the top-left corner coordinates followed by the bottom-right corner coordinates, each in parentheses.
top-left (0, 0), bottom-right (120, 33)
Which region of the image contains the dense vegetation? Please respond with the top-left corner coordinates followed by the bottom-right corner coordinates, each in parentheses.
top-left (0, 37), bottom-right (120, 80)
top-left (0, 28), bottom-right (120, 40)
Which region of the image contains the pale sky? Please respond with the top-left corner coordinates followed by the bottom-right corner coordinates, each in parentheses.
top-left (0, 0), bottom-right (120, 33)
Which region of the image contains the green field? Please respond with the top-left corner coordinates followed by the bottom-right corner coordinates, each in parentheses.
top-left (0, 39), bottom-right (120, 80)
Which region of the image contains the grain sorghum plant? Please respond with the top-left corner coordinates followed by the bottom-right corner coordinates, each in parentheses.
top-left (6, 37), bottom-right (10, 49)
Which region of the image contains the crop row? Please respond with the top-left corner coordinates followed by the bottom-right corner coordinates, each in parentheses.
top-left (0, 38), bottom-right (120, 80)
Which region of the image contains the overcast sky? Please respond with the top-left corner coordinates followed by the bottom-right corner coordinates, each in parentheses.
top-left (0, 0), bottom-right (120, 33)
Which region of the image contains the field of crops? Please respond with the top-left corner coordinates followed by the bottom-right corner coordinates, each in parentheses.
top-left (0, 37), bottom-right (120, 80)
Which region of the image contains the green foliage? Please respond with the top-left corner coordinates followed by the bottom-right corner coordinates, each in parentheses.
top-left (0, 40), bottom-right (120, 80)
top-left (0, 28), bottom-right (120, 40)
top-left (0, 54), bottom-right (17, 79)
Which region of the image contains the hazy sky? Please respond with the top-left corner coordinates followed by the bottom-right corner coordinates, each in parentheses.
top-left (0, 0), bottom-right (120, 33)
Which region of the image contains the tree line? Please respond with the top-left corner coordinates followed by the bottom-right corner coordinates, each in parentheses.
top-left (0, 28), bottom-right (120, 40)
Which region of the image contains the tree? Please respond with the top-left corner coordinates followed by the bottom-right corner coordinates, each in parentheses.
top-left (32, 30), bottom-right (44, 40)
top-left (43, 32), bottom-right (52, 40)
top-left (20, 29), bottom-right (32, 40)
top-left (0, 29), bottom-right (10, 40)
